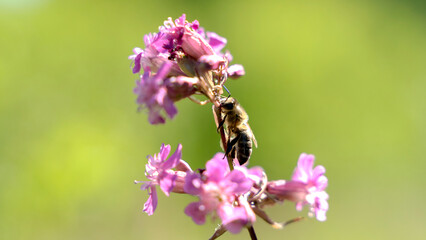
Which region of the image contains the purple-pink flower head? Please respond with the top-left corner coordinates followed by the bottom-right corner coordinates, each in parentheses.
top-left (292, 154), bottom-right (328, 189)
top-left (129, 32), bottom-right (185, 76)
top-left (134, 63), bottom-right (176, 124)
top-left (292, 153), bottom-right (328, 221)
top-left (184, 153), bottom-right (257, 233)
top-left (136, 143), bottom-right (190, 216)
top-left (268, 153), bottom-right (329, 221)
top-left (130, 14), bottom-right (248, 123)
top-left (161, 14), bottom-right (215, 60)
top-left (130, 14), bottom-right (243, 78)
top-left (134, 62), bottom-right (196, 124)
top-left (227, 64), bottom-right (246, 79)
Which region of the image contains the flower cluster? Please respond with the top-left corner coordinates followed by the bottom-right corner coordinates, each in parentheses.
top-left (184, 153), bottom-right (259, 233)
top-left (136, 144), bottom-right (329, 237)
top-left (130, 14), bottom-right (330, 239)
top-left (134, 143), bottom-right (191, 215)
top-left (129, 14), bottom-right (245, 124)
top-left (266, 153), bottom-right (329, 221)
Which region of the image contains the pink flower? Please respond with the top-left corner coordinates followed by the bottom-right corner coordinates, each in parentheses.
top-left (134, 62), bottom-right (196, 124)
top-left (292, 154), bottom-right (328, 188)
top-left (227, 64), bottom-right (246, 79)
top-left (160, 14), bottom-right (215, 60)
top-left (218, 195), bottom-right (256, 234)
top-left (129, 14), bottom-right (242, 76)
top-left (136, 144), bottom-right (191, 215)
top-left (164, 76), bottom-right (198, 101)
top-left (129, 31), bottom-right (185, 76)
top-left (292, 153), bottom-right (328, 221)
top-left (129, 14), bottom-right (248, 124)
top-left (267, 153), bottom-right (329, 221)
top-left (205, 32), bottom-right (227, 55)
top-left (184, 153), bottom-right (258, 233)
top-left (128, 47), bottom-right (144, 74)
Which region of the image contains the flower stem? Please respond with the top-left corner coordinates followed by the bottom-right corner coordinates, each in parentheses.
top-left (212, 103), bottom-right (234, 171)
top-left (247, 226), bottom-right (258, 240)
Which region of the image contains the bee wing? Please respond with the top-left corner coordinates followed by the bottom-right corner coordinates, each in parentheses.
top-left (245, 123), bottom-right (258, 148)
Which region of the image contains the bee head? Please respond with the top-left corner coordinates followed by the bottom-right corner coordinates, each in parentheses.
top-left (221, 97), bottom-right (237, 111)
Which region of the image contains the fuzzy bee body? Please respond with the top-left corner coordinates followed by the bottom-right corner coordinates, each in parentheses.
top-left (230, 127), bottom-right (253, 165)
top-left (218, 97), bottom-right (257, 165)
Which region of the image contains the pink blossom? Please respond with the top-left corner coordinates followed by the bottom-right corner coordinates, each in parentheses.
top-left (266, 153), bottom-right (329, 221)
top-left (140, 185), bottom-right (157, 216)
top-left (129, 14), bottom-right (241, 76)
top-left (206, 32), bottom-right (227, 55)
top-left (160, 14), bottom-right (216, 60)
top-left (129, 31), bottom-right (185, 76)
top-left (136, 144), bottom-right (191, 215)
top-left (184, 153), bottom-right (258, 233)
top-left (198, 55), bottom-right (226, 71)
top-left (128, 47), bottom-right (143, 74)
top-left (218, 195), bottom-right (256, 234)
top-left (130, 14), bottom-right (246, 124)
top-left (134, 62), bottom-right (196, 124)
top-left (164, 76), bottom-right (198, 101)
top-left (227, 64), bottom-right (246, 79)
top-left (292, 154), bottom-right (328, 190)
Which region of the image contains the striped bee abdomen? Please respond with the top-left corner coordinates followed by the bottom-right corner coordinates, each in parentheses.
top-left (236, 131), bottom-right (253, 165)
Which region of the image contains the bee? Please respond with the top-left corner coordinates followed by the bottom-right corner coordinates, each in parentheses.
top-left (217, 96), bottom-right (257, 165)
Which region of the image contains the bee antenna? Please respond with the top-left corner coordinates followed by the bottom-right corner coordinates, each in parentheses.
top-left (223, 85), bottom-right (231, 98)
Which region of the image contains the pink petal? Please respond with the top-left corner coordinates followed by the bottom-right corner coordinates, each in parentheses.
top-left (292, 153), bottom-right (315, 183)
top-left (312, 165), bottom-right (326, 181)
top-left (175, 160), bottom-right (193, 172)
top-left (175, 14), bottom-right (186, 26)
top-left (315, 175), bottom-right (328, 191)
top-left (316, 210), bottom-right (327, 221)
top-left (206, 32), bottom-right (227, 53)
top-left (295, 202), bottom-right (304, 211)
top-left (159, 144), bottom-right (171, 162)
top-left (198, 54), bottom-right (225, 70)
top-left (184, 202), bottom-right (207, 225)
top-left (218, 203), bottom-right (248, 234)
top-left (133, 47), bottom-right (143, 55)
top-left (153, 61), bottom-right (173, 81)
top-left (224, 169), bottom-right (253, 195)
top-left (148, 110), bottom-right (165, 124)
top-left (158, 172), bottom-right (177, 196)
top-left (138, 181), bottom-right (152, 190)
top-left (143, 186), bottom-right (158, 216)
top-left (164, 76), bottom-right (197, 101)
top-left (163, 96), bottom-right (178, 119)
top-left (204, 153), bottom-right (228, 182)
top-left (245, 166), bottom-right (264, 184)
top-left (190, 20), bottom-right (199, 30)
top-left (227, 64), bottom-right (245, 79)
top-left (181, 31), bottom-right (215, 59)
top-left (161, 144), bottom-right (182, 170)
top-left (298, 153), bottom-right (315, 173)
top-left (132, 52), bottom-right (142, 74)
top-left (184, 172), bottom-right (203, 195)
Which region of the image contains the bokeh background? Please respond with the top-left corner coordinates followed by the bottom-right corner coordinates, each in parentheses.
top-left (1, 0), bottom-right (426, 239)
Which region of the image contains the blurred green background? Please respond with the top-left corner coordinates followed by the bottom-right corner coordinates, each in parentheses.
top-left (1, 0), bottom-right (426, 239)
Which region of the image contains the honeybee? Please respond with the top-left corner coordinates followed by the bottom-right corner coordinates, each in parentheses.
top-left (217, 96), bottom-right (257, 165)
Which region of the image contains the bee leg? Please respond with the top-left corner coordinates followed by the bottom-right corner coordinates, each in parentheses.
top-left (217, 114), bottom-right (227, 132)
top-left (230, 145), bottom-right (236, 159)
top-left (225, 134), bottom-right (241, 157)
